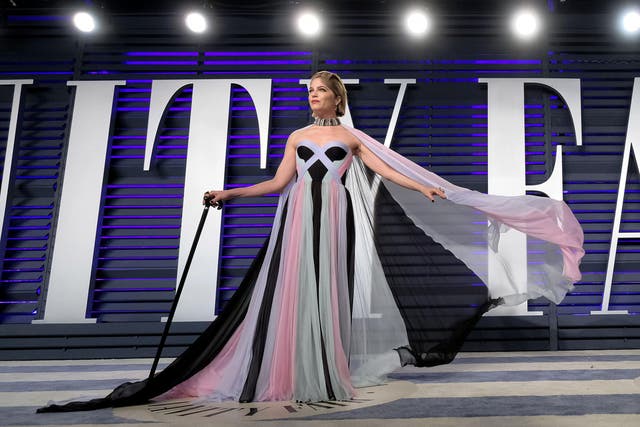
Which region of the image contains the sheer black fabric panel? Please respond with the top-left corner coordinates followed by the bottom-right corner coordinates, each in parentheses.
top-left (374, 183), bottom-right (497, 367)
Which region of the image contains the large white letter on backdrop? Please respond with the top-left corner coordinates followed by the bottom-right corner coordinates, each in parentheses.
top-left (592, 77), bottom-right (640, 315)
top-left (479, 78), bottom-right (582, 315)
top-left (35, 80), bottom-right (126, 324)
top-left (383, 79), bottom-right (416, 147)
top-left (145, 79), bottom-right (272, 322)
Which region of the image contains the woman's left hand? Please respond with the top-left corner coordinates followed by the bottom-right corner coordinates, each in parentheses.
top-left (420, 186), bottom-right (447, 202)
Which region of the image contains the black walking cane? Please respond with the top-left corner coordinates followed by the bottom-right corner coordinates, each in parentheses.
top-left (147, 195), bottom-right (223, 381)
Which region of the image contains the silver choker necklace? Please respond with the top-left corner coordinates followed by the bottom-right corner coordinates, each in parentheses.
top-left (314, 117), bottom-right (341, 126)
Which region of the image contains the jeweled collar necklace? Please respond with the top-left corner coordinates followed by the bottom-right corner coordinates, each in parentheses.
top-left (313, 117), bottom-right (341, 126)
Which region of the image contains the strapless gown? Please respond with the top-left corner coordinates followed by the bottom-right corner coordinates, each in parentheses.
top-left (162, 140), bottom-right (359, 402)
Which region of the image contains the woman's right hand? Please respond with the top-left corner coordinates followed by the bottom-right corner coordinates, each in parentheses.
top-left (203, 190), bottom-right (231, 208)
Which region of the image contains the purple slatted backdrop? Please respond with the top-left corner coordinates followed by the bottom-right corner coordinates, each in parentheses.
top-left (0, 0), bottom-right (638, 357)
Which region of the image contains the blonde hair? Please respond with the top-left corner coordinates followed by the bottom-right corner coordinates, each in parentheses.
top-left (310, 70), bottom-right (348, 117)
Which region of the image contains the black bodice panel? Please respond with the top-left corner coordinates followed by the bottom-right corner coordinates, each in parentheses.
top-left (297, 145), bottom-right (348, 181)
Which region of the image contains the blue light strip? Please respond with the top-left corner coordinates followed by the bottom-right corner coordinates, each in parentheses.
top-left (203, 60), bottom-right (312, 65)
top-left (125, 61), bottom-right (199, 65)
top-left (126, 52), bottom-right (199, 56)
top-left (205, 52), bottom-right (312, 56)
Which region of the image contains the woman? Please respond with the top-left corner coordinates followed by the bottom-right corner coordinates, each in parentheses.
top-left (188, 71), bottom-right (446, 402)
top-left (38, 71), bottom-right (583, 411)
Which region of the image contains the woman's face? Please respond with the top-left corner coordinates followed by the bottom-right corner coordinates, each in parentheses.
top-left (309, 77), bottom-right (340, 118)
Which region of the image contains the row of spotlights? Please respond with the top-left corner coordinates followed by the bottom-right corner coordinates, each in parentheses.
top-left (72, 10), bottom-right (209, 34)
top-left (73, 8), bottom-right (640, 38)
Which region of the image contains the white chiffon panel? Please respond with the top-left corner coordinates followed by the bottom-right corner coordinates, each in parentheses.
top-left (345, 157), bottom-right (410, 386)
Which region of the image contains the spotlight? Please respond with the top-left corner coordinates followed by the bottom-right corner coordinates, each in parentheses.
top-left (511, 8), bottom-right (540, 40)
top-left (621, 10), bottom-right (640, 35)
top-left (185, 12), bottom-right (207, 33)
top-left (73, 11), bottom-right (96, 33)
top-left (405, 9), bottom-right (431, 37)
top-left (297, 10), bottom-right (322, 37)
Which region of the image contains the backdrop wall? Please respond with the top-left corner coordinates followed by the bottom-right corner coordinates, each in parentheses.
top-left (0, 0), bottom-right (638, 359)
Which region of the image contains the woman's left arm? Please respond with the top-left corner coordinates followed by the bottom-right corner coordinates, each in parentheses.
top-left (356, 140), bottom-right (446, 202)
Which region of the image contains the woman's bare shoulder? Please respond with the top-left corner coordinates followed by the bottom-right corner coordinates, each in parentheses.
top-left (287, 127), bottom-right (312, 145)
top-left (338, 128), bottom-right (362, 151)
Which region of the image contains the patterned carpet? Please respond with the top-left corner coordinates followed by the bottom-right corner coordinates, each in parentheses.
top-left (1, 350), bottom-right (639, 427)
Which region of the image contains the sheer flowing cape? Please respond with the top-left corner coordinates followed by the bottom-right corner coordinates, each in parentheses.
top-left (345, 124), bottom-right (584, 302)
top-left (37, 125), bottom-right (584, 412)
top-left (344, 124), bottom-right (583, 372)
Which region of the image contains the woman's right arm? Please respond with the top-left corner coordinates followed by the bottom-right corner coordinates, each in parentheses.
top-left (204, 134), bottom-right (298, 206)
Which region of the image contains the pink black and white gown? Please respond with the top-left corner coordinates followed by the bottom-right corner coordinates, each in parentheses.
top-left (38, 125), bottom-right (584, 411)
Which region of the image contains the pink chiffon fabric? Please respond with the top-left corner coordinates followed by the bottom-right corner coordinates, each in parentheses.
top-left (344, 125), bottom-right (584, 303)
